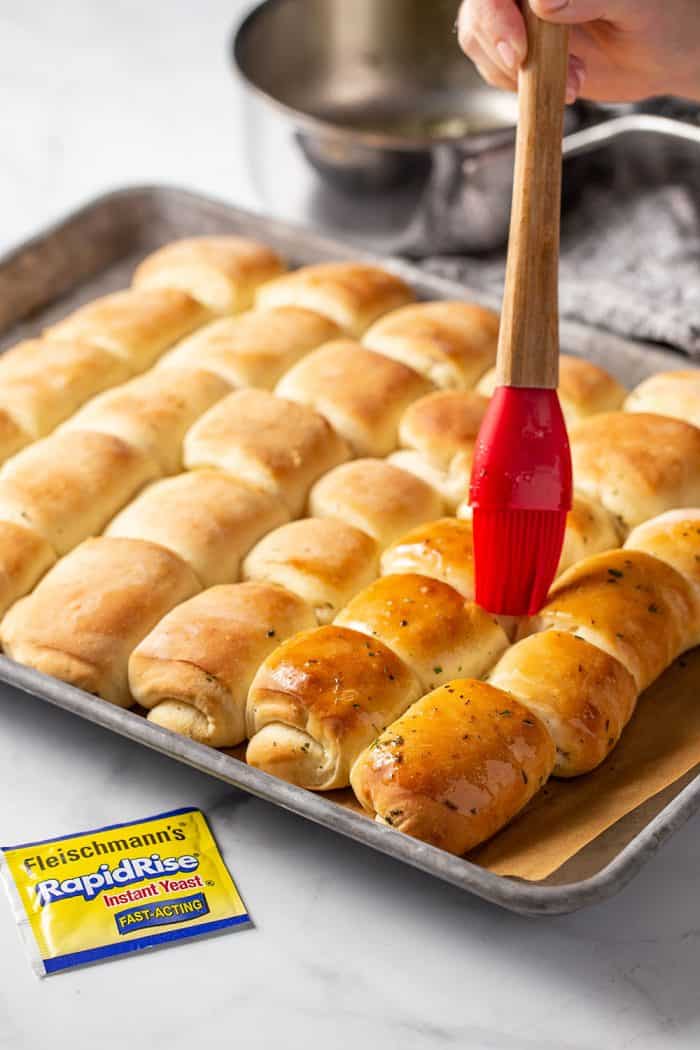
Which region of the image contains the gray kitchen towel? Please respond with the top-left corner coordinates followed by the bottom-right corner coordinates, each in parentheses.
top-left (422, 132), bottom-right (700, 358)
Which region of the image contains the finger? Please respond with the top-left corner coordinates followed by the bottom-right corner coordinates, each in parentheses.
top-left (565, 53), bottom-right (587, 103)
top-left (457, 0), bottom-right (527, 76)
top-left (468, 38), bottom-right (519, 93)
top-left (530, 0), bottom-right (623, 24)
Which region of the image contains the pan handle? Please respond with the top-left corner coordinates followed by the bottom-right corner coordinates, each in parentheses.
top-left (563, 112), bottom-right (700, 158)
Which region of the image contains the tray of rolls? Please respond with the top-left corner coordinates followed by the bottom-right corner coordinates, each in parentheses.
top-left (0, 185), bottom-right (698, 916)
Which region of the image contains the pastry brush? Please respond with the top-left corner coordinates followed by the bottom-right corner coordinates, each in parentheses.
top-left (469, 2), bottom-right (573, 616)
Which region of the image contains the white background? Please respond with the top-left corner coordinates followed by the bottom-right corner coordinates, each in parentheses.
top-left (1, 3), bottom-right (700, 1048)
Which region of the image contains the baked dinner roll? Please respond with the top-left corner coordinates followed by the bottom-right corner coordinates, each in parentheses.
top-left (45, 288), bottom-right (209, 372)
top-left (62, 366), bottom-right (230, 474)
top-left (158, 307), bottom-right (340, 390)
top-left (381, 518), bottom-right (476, 600)
top-left (477, 354), bottom-right (626, 424)
top-left (335, 574), bottom-right (509, 691)
top-left (624, 369), bottom-right (700, 429)
top-left (488, 631), bottom-right (637, 777)
top-left (0, 409), bottom-right (32, 466)
top-left (0, 521), bottom-right (56, 618)
top-left (255, 261), bottom-right (415, 338)
top-left (389, 390), bottom-right (488, 510)
top-left (246, 625), bottom-right (422, 789)
top-left (524, 549), bottom-right (699, 692)
top-left (308, 459), bottom-right (442, 549)
top-left (569, 412), bottom-right (700, 532)
top-left (242, 517), bottom-right (379, 623)
top-left (106, 471), bottom-right (288, 588)
top-left (0, 430), bottom-right (159, 555)
top-left (0, 339), bottom-right (129, 444)
top-left (625, 509), bottom-right (700, 605)
top-left (350, 680), bottom-right (555, 856)
top-left (132, 236), bottom-right (285, 314)
top-left (456, 492), bottom-right (623, 576)
top-left (276, 341), bottom-right (432, 457)
top-left (1, 537), bottom-right (200, 707)
top-left (184, 389), bottom-right (349, 516)
top-left (130, 582), bottom-right (316, 747)
top-left (363, 301), bottom-right (499, 389)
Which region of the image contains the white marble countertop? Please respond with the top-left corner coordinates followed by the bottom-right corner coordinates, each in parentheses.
top-left (1, 3), bottom-right (700, 1048)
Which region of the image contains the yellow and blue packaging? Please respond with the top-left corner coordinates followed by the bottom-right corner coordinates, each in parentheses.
top-left (0, 806), bottom-right (249, 976)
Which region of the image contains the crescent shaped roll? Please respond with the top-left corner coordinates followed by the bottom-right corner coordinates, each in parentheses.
top-left (0, 410), bottom-right (32, 466)
top-left (624, 370), bottom-right (700, 429)
top-left (242, 517), bottom-right (379, 624)
top-left (275, 341), bottom-right (433, 457)
top-left (569, 412), bottom-right (700, 532)
top-left (625, 509), bottom-right (700, 605)
top-left (0, 521), bottom-right (56, 618)
top-left (246, 625), bottom-right (422, 790)
top-left (524, 549), bottom-right (700, 692)
top-left (183, 388), bottom-right (349, 516)
top-left (389, 390), bottom-right (488, 510)
top-left (349, 680), bottom-right (555, 856)
top-left (1, 537), bottom-right (200, 707)
top-left (488, 631), bottom-right (638, 777)
top-left (477, 355), bottom-right (626, 424)
top-left (132, 236), bottom-right (286, 314)
top-left (0, 339), bottom-right (130, 443)
top-left (255, 262), bottom-right (415, 338)
top-left (44, 288), bottom-right (210, 372)
top-left (362, 301), bottom-right (499, 389)
top-left (61, 366), bottom-right (230, 474)
top-left (129, 582), bottom-right (316, 747)
top-left (381, 518), bottom-right (476, 600)
top-left (106, 471), bottom-right (288, 588)
top-left (158, 307), bottom-right (341, 390)
top-left (308, 459), bottom-right (443, 549)
top-left (335, 573), bottom-right (509, 691)
top-left (0, 430), bottom-right (159, 555)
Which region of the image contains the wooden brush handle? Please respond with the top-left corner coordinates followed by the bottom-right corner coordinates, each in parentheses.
top-left (496, 4), bottom-right (569, 388)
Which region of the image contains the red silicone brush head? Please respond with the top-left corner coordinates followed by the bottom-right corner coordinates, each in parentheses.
top-left (469, 386), bottom-right (572, 616)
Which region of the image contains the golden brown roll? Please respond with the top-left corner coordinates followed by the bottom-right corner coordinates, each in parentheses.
top-left (183, 388), bottom-right (349, 516)
top-left (0, 339), bottom-right (130, 442)
top-left (1, 537), bottom-right (200, 707)
top-left (158, 307), bottom-right (340, 389)
top-left (61, 366), bottom-right (230, 474)
top-left (625, 509), bottom-right (700, 605)
top-left (389, 390), bottom-right (488, 510)
top-left (624, 370), bottom-right (700, 428)
top-left (335, 573), bottom-right (508, 691)
top-left (350, 680), bottom-right (555, 856)
top-left (255, 261), bottom-right (415, 338)
top-left (132, 236), bottom-right (285, 314)
top-left (308, 459), bottom-right (442, 549)
top-left (477, 354), bottom-right (626, 424)
top-left (0, 430), bottom-right (159, 555)
top-left (242, 517), bottom-right (379, 623)
top-left (129, 582), bottom-right (316, 747)
top-left (45, 288), bottom-right (210, 372)
top-left (0, 521), bottom-right (56, 618)
top-left (524, 549), bottom-right (700, 692)
top-left (380, 517), bottom-right (476, 600)
top-left (276, 340), bottom-right (433, 457)
top-left (363, 301), bottom-right (499, 389)
top-left (106, 471), bottom-right (288, 588)
top-left (246, 625), bottom-right (422, 789)
top-left (569, 412), bottom-right (700, 532)
top-left (488, 631), bottom-right (638, 777)
top-left (0, 409), bottom-right (32, 466)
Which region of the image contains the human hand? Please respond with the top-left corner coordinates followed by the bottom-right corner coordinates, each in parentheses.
top-left (457, 0), bottom-right (700, 104)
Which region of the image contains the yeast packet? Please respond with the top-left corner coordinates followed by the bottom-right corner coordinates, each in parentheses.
top-left (0, 806), bottom-right (249, 976)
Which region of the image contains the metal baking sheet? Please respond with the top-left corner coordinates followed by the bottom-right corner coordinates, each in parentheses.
top-left (0, 183), bottom-right (695, 917)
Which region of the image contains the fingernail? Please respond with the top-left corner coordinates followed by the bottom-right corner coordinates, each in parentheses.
top-left (496, 40), bottom-right (517, 71)
top-left (538, 0), bottom-right (569, 12)
top-left (566, 65), bottom-right (585, 104)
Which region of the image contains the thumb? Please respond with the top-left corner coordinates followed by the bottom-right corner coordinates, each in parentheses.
top-left (530, 0), bottom-right (622, 22)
